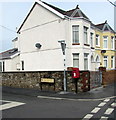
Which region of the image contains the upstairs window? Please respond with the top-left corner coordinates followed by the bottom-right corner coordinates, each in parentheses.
top-left (72, 25), bottom-right (79, 44)
top-left (111, 36), bottom-right (114, 49)
top-left (96, 34), bottom-right (100, 46)
top-left (90, 33), bottom-right (94, 47)
top-left (84, 26), bottom-right (88, 44)
top-left (73, 53), bottom-right (79, 68)
top-left (103, 36), bottom-right (108, 49)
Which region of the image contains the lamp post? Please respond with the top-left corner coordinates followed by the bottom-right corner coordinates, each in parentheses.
top-left (58, 40), bottom-right (67, 92)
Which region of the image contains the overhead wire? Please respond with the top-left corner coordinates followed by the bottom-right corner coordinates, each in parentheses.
top-left (0, 25), bottom-right (16, 33)
top-left (107, 0), bottom-right (116, 7)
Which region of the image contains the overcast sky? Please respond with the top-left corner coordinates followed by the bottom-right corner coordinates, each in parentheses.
top-left (0, 0), bottom-right (115, 52)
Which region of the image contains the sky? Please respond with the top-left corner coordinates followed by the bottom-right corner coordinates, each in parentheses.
top-left (0, 0), bottom-right (115, 53)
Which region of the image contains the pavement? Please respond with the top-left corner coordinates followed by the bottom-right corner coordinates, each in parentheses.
top-left (2, 82), bottom-right (116, 100)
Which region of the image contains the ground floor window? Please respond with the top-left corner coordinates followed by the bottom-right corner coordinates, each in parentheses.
top-left (84, 53), bottom-right (89, 70)
top-left (0, 62), bottom-right (2, 72)
top-left (104, 56), bottom-right (108, 68)
top-left (111, 56), bottom-right (114, 68)
top-left (21, 61), bottom-right (24, 70)
top-left (73, 53), bottom-right (79, 68)
top-left (3, 61), bottom-right (5, 72)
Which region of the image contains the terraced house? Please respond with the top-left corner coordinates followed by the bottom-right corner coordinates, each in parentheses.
top-left (95, 21), bottom-right (116, 70)
top-left (0, 1), bottom-right (115, 72)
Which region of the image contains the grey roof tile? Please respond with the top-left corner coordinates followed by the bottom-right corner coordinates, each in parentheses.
top-left (0, 48), bottom-right (18, 60)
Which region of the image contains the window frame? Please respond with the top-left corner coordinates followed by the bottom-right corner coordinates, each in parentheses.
top-left (21, 61), bottom-right (24, 70)
top-left (84, 26), bottom-right (88, 44)
top-left (73, 53), bottom-right (79, 68)
top-left (72, 25), bottom-right (79, 44)
top-left (103, 36), bottom-right (108, 49)
top-left (96, 34), bottom-right (100, 47)
top-left (90, 32), bottom-right (94, 47)
top-left (103, 56), bottom-right (108, 68)
top-left (0, 62), bottom-right (2, 72)
top-left (84, 53), bottom-right (89, 70)
top-left (111, 36), bottom-right (114, 50)
top-left (111, 56), bottom-right (114, 69)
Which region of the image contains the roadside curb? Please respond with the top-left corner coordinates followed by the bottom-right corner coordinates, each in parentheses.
top-left (2, 84), bottom-right (115, 101)
top-left (89, 86), bottom-right (103, 92)
top-left (37, 95), bottom-right (116, 101)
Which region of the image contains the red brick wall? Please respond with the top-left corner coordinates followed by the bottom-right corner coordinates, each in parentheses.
top-left (102, 70), bottom-right (116, 85)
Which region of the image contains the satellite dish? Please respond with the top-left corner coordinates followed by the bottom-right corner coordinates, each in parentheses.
top-left (35, 43), bottom-right (42, 49)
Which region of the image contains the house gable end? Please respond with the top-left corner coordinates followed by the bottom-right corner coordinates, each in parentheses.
top-left (17, 1), bottom-right (65, 33)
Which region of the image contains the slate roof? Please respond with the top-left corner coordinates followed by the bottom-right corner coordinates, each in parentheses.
top-left (42, 1), bottom-right (65, 15)
top-left (95, 23), bottom-right (105, 30)
top-left (95, 21), bottom-right (115, 33)
top-left (17, 1), bottom-right (90, 33)
top-left (43, 1), bottom-right (90, 20)
top-left (0, 48), bottom-right (18, 60)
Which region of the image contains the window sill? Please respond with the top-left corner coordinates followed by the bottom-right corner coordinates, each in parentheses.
top-left (84, 44), bottom-right (90, 46)
top-left (72, 43), bottom-right (80, 45)
top-left (102, 48), bottom-right (108, 50)
top-left (96, 45), bottom-right (100, 48)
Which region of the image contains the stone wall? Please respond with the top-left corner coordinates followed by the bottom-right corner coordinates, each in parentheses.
top-left (0, 71), bottom-right (90, 93)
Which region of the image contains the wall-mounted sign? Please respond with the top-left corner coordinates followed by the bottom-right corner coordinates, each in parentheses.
top-left (41, 78), bottom-right (54, 83)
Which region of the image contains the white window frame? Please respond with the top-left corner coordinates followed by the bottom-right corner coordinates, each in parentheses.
top-left (90, 33), bottom-right (94, 47)
top-left (84, 26), bottom-right (88, 44)
top-left (96, 34), bottom-right (100, 47)
top-left (84, 53), bottom-right (89, 70)
top-left (72, 25), bottom-right (79, 44)
top-left (103, 36), bottom-right (108, 49)
top-left (73, 53), bottom-right (79, 68)
top-left (103, 56), bottom-right (108, 68)
top-left (111, 36), bottom-right (114, 50)
top-left (111, 56), bottom-right (115, 69)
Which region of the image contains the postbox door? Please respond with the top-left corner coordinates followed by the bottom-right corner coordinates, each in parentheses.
top-left (72, 68), bottom-right (80, 78)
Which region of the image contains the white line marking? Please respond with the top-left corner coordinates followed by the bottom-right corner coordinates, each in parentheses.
top-left (0, 100), bottom-right (14, 102)
top-left (98, 102), bottom-right (106, 107)
top-left (0, 101), bottom-right (25, 111)
top-left (91, 107), bottom-right (101, 113)
top-left (104, 108), bottom-right (114, 115)
top-left (111, 103), bottom-right (116, 107)
top-left (100, 116), bottom-right (108, 120)
top-left (37, 96), bottom-right (63, 100)
top-left (104, 99), bottom-right (110, 102)
top-left (83, 114), bottom-right (93, 119)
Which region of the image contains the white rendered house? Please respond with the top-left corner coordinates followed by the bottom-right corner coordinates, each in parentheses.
top-left (1, 1), bottom-right (99, 71)
top-left (16, 1), bottom-right (97, 71)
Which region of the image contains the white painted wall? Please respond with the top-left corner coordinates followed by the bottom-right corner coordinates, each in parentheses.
top-left (19, 3), bottom-right (67, 71)
top-left (3, 55), bottom-right (20, 72)
top-left (18, 3), bottom-right (96, 71)
top-left (12, 39), bottom-right (19, 49)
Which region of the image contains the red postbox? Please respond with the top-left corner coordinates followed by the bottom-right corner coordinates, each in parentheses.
top-left (72, 68), bottom-right (80, 78)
